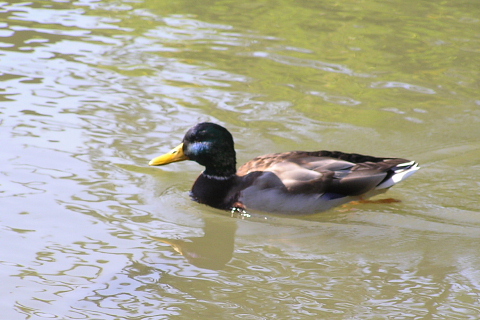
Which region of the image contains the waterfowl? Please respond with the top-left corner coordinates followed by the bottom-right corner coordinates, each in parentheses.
top-left (149, 122), bottom-right (419, 214)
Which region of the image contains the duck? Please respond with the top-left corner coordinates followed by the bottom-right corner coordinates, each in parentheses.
top-left (148, 122), bottom-right (419, 214)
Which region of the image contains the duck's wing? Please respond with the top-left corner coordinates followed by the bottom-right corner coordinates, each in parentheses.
top-left (237, 151), bottom-right (418, 196)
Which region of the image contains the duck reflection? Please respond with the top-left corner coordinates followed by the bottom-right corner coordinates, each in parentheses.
top-left (152, 216), bottom-right (237, 270)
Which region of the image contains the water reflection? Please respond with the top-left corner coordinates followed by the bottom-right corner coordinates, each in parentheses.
top-left (152, 216), bottom-right (237, 270)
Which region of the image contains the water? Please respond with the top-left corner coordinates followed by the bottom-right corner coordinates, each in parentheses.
top-left (1, 0), bottom-right (480, 319)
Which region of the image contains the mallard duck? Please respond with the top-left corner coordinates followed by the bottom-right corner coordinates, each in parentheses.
top-left (149, 122), bottom-right (419, 214)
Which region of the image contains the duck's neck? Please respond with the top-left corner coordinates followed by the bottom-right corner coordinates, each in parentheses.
top-left (190, 173), bottom-right (237, 209)
top-left (202, 155), bottom-right (237, 178)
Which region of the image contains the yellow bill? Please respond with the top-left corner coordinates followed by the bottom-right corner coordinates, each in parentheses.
top-left (149, 143), bottom-right (189, 166)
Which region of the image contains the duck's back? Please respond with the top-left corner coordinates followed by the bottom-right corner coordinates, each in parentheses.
top-left (235, 151), bottom-right (419, 214)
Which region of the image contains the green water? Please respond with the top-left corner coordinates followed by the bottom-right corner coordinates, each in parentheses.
top-left (1, 0), bottom-right (479, 319)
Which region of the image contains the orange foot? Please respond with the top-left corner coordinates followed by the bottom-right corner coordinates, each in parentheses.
top-left (230, 202), bottom-right (248, 217)
top-left (231, 202), bottom-right (246, 210)
top-left (355, 197), bottom-right (401, 204)
top-left (339, 198), bottom-right (401, 212)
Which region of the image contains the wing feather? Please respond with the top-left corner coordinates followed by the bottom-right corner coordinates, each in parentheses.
top-left (236, 151), bottom-right (413, 196)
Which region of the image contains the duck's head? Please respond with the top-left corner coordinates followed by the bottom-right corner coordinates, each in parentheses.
top-left (149, 122), bottom-right (237, 177)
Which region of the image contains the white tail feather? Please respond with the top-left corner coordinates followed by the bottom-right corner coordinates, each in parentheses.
top-left (375, 161), bottom-right (420, 189)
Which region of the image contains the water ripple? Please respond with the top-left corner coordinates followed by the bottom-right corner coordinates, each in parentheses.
top-left (249, 52), bottom-right (373, 78)
top-left (371, 81), bottom-right (436, 94)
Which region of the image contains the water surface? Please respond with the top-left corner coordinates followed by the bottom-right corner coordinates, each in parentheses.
top-left (1, 0), bottom-right (480, 319)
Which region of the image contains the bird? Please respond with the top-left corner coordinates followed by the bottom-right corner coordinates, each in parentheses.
top-left (148, 122), bottom-right (419, 214)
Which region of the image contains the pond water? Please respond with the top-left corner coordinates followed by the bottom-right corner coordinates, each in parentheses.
top-left (1, 0), bottom-right (480, 319)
